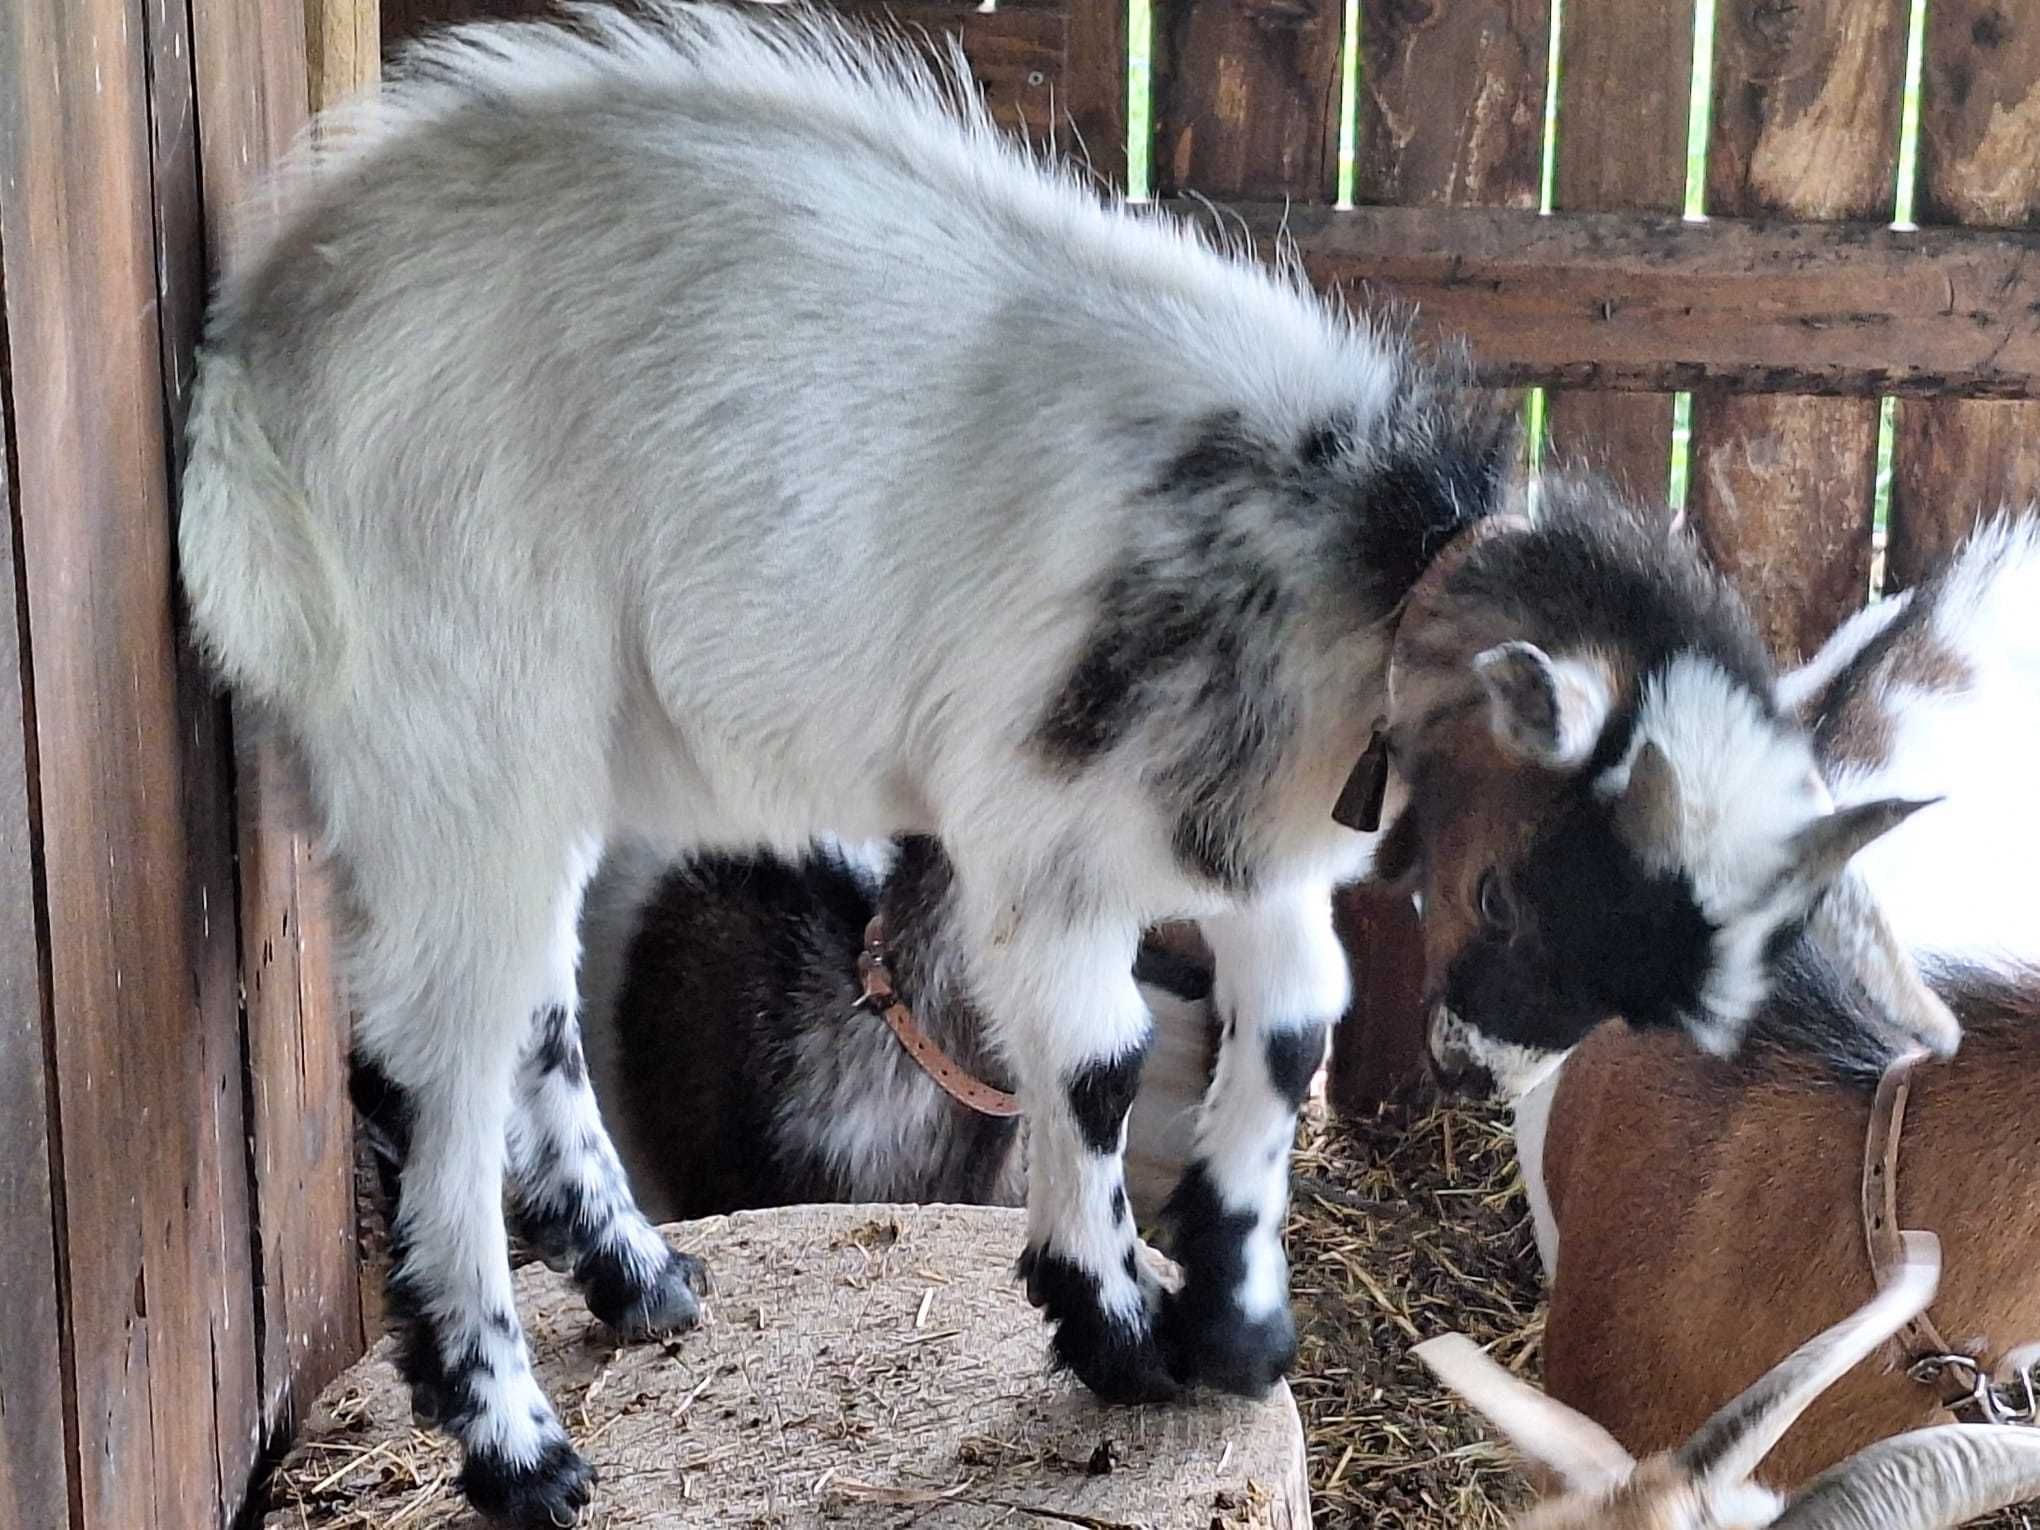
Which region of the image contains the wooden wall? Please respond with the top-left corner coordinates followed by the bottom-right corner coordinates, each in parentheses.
top-left (0, 0), bottom-right (373, 1524)
top-left (6, 0), bottom-right (2040, 1518)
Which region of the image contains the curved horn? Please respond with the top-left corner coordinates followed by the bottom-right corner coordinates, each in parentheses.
top-left (1808, 868), bottom-right (1961, 1061)
top-left (1413, 1333), bottom-right (1635, 1491)
top-left (1770, 1425), bottom-right (2040, 1530)
top-left (1675, 1232), bottom-right (1942, 1488)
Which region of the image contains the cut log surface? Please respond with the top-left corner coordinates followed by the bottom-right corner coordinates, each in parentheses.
top-left (262, 1204), bottom-right (1309, 1528)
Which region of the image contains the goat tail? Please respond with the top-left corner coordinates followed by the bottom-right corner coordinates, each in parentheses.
top-left (178, 348), bottom-right (352, 707)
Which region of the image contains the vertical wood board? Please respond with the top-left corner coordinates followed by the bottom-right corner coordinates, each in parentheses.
top-left (188, 0), bottom-right (366, 1441)
top-left (1329, 0), bottom-right (1551, 1112)
top-left (0, 381), bottom-right (71, 1530)
top-left (1150, 0), bottom-right (1346, 204)
top-left (1688, 0), bottom-right (1908, 662)
top-left (1542, 0), bottom-right (1695, 501)
top-left (1890, 0), bottom-right (2040, 589)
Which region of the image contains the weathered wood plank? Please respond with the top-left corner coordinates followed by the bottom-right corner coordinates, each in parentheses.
top-left (1687, 0), bottom-right (1908, 662)
top-left (1208, 203), bottom-right (2040, 399)
top-left (307, 0), bottom-right (378, 108)
top-left (1889, 0), bottom-right (2040, 590)
top-left (0, 0), bottom-right (266, 1517)
top-left (831, 0), bottom-right (1065, 139)
top-left (1062, 0), bottom-right (1127, 189)
top-left (1327, 0), bottom-right (1546, 1113)
top-left (0, 383), bottom-right (71, 1530)
top-left (190, 0), bottom-right (366, 1443)
top-left (147, 0), bottom-right (268, 1512)
top-left (1150, 0), bottom-right (1345, 203)
top-left (1352, 0), bottom-right (1550, 211)
top-left (1542, 0), bottom-right (1693, 499)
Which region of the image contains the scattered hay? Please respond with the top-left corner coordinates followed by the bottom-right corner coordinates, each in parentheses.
top-left (1287, 1087), bottom-right (1542, 1530)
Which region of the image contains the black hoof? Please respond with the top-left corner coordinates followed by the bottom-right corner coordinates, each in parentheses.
top-left (583, 1246), bottom-right (708, 1341)
top-left (1018, 1245), bottom-right (1179, 1405)
top-left (460, 1436), bottom-right (596, 1526)
top-left (1159, 1293), bottom-right (1296, 1397)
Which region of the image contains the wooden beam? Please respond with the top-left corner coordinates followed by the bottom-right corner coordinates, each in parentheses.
top-left (1206, 202), bottom-right (2040, 400)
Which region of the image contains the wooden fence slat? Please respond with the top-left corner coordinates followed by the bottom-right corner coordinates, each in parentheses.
top-left (1151, 0), bottom-right (1346, 204)
top-left (189, 0), bottom-right (367, 1442)
top-left (1062, 0), bottom-right (1125, 189)
top-left (147, 0), bottom-right (269, 1511)
top-left (1543, 0), bottom-right (1694, 500)
top-left (0, 394), bottom-right (70, 1530)
top-left (1352, 0), bottom-right (1550, 212)
top-left (0, 0), bottom-right (272, 1517)
top-left (1687, 0), bottom-right (1909, 662)
top-left (1889, 1), bottom-right (2040, 589)
top-left (1318, 0), bottom-right (1548, 1111)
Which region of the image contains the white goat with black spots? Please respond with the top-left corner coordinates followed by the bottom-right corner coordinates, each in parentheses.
top-left (179, 6), bottom-right (1946, 1521)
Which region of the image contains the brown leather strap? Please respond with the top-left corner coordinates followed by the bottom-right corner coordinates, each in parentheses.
top-left (856, 917), bottom-right (1022, 1119)
top-left (1862, 1046), bottom-right (1987, 1419)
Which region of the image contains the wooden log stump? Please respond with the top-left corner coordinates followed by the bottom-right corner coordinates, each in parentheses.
top-left (263, 1204), bottom-right (1310, 1528)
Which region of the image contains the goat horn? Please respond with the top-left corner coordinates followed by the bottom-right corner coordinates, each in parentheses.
top-left (1769, 1425), bottom-right (2040, 1530)
top-left (1676, 1233), bottom-right (1942, 1488)
top-left (1413, 1333), bottom-right (1635, 1491)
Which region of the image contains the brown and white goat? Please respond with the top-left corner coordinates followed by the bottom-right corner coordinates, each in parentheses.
top-left (1510, 516), bottom-right (2040, 1488)
top-left (1420, 1235), bottom-right (2040, 1529)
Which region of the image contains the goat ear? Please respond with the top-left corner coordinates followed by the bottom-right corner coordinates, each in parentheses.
top-left (1414, 1333), bottom-right (1635, 1492)
top-left (1608, 738), bottom-right (1681, 855)
top-left (1779, 797), bottom-right (1941, 910)
top-left (1807, 868), bottom-right (1963, 1060)
top-left (1473, 642), bottom-right (1612, 770)
top-left (1362, 802), bottom-right (1423, 891)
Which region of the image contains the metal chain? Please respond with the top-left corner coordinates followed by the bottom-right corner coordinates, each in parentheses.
top-left (1909, 1352), bottom-right (2040, 1426)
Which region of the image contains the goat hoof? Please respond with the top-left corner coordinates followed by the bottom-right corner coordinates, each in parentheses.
top-left (459, 1436), bottom-right (596, 1526)
top-left (584, 1246), bottom-right (707, 1340)
top-left (1017, 1244), bottom-right (1180, 1404)
top-left (1159, 1294), bottom-right (1296, 1398)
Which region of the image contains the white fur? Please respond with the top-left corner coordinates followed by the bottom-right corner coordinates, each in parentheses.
top-left (1612, 655), bottom-right (1830, 1052)
top-left (1831, 516), bottom-right (2040, 969)
top-left (1195, 886), bottom-right (1348, 1321)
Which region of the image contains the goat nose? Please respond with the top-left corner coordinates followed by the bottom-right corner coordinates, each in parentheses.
top-left (1425, 1008), bottom-right (1495, 1097)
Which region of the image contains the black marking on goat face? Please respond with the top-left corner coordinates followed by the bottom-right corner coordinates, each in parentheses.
top-left (1442, 794), bottom-right (1717, 1055)
top-left (529, 1004), bottom-right (586, 1086)
top-left (1263, 1021), bottom-right (1328, 1108)
top-left (1066, 1043), bottom-right (1150, 1154)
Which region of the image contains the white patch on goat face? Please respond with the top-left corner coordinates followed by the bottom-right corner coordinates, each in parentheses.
top-left (1428, 1006), bottom-right (1568, 1103)
top-left (1609, 655), bottom-right (1828, 1051)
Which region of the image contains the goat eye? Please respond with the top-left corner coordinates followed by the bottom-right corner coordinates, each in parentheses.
top-left (1477, 870), bottom-right (1514, 932)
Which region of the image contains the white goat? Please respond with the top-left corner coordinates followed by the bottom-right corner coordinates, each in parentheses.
top-left (178, 5), bottom-right (1940, 1519)
top-left (1419, 1236), bottom-right (2040, 1530)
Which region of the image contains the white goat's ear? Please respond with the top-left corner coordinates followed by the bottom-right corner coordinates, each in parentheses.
top-left (1414, 1333), bottom-right (1635, 1492)
top-left (1777, 797), bottom-right (1941, 914)
top-left (1473, 642), bottom-right (1612, 770)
